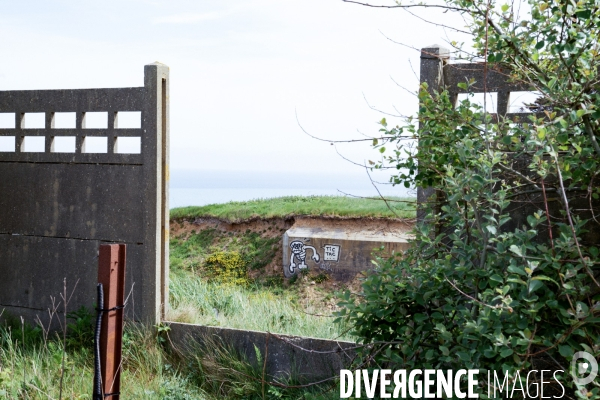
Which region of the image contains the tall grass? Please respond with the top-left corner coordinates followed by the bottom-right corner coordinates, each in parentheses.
top-left (0, 319), bottom-right (206, 399)
top-left (0, 312), bottom-right (340, 399)
top-left (168, 271), bottom-right (353, 341)
top-left (171, 195), bottom-right (416, 221)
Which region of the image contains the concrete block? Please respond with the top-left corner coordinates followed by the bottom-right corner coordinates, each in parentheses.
top-left (282, 219), bottom-right (411, 281)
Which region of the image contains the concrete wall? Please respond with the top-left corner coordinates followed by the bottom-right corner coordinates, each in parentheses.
top-left (0, 64), bottom-right (169, 325)
top-left (167, 322), bottom-right (356, 382)
top-left (283, 222), bottom-right (411, 281)
top-left (417, 47), bottom-right (599, 244)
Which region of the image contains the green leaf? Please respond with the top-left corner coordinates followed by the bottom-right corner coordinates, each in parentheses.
top-left (501, 3), bottom-right (509, 12)
top-left (457, 82), bottom-right (468, 90)
top-left (535, 41), bottom-right (545, 50)
top-left (559, 345), bottom-right (573, 358)
top-left (509, 245), bottom-right (522, 257)
top-left (507, 277), bottom-right (527, 286)
top-left (537, 127), bottom-right (546, 140)
top-left (483, 348), bottom-right (496, 358)
top-left (531, 275), bottom-right (559, 287)
top-left (500, 348), bottom-right (513, 358)
top-left (528, 279), bottom-right (544, 294)
top-left (439, 345), bottom-right (450, 356)
top-left (486, 225), bottom-right (497, 235)
top-left (557, 133), bottom-right (569, 144)
top-left (526, 214), bottom-right (539, 228)
top-left (558, 117), bottom-right (568, 128)
top-left (508, 264), bottom-right (526, 276)
top-left (413, 313), bottom-right (428, 323)
top-left (576, 9), bottom-right (591, 19)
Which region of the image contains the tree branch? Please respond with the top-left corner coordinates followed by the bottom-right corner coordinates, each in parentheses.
top-left (341, 0), bottom-right (469, 13)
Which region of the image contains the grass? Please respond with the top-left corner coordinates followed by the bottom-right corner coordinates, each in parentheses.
top-left (167, 195), bottom-right (411, 339)
top-left (1, 195), bottom-right (401, 398)
top-left (0, 317), bottom-right (207, 399)
top-left (169, 228), bottom-right (280, 275)
top-left (0, 315), bottom-right (340, 399)
top-left (171, 195), bottom-right (416, 221)
top-left (168, 272), bottom-right (353, 341)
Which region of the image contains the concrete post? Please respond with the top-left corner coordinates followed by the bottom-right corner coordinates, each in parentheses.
top-left (143, 63), bottom-right (170, 324)
top-left (417, 45), bottom-right (449, 225)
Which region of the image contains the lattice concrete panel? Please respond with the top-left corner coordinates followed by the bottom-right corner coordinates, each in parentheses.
top-left (417, 47), bottom-right (598, 244)
top-left (0, 63), bottom-right (169, 325)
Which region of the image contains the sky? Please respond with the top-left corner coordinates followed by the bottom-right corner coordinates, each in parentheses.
top-left (0, 0), bottom-right (468, 191)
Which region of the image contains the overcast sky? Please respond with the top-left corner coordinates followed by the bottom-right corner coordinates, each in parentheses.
top-left (0, 0), bottom-right (467, 187)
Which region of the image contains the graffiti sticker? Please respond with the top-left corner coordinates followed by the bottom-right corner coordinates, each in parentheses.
top-left (323, 244), bottom-right (340, 261)
top-left (288, 240), bottom-right (320, 274)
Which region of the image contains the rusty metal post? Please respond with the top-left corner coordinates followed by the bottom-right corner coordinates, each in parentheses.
top-left (98, 244), bottom-right (126, 399)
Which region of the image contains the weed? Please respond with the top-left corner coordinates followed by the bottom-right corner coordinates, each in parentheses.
top-left (174, 333), bottom-right (339, 399)
top-left (65, 306), bottom-right (94, 350)
top-left (314, 273), bottom-right (329, 284)
top-left (167, 276), bottom-right (353, 340)
top-left (241, 232), bottom-right (279, 271)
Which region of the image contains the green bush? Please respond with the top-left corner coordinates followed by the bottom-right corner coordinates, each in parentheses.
top-left (204, 251), bottom-right (249, 286)
top-left (338, 0), bottom-right (600, 396)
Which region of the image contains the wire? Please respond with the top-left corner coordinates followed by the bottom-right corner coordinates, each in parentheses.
top-left (93, 283), bottom-right (104, 400)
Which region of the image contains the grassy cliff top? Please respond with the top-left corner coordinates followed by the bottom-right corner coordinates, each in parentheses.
top-left (170, 195), bottom-right (416, 222)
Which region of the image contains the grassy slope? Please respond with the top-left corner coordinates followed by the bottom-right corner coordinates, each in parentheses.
top-left (171, 195), bottom-right (416, 221)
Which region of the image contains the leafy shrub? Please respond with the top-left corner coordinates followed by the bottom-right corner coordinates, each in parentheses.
top-left (204, 251), bottom-right (249, 286)
top-left (338, 0), bottom-right (600, 396)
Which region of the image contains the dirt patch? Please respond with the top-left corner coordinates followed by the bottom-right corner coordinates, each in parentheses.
top-left (171, 216), bottom-right (293, 240)
top-left (292, 215), bottom-right (413, 236)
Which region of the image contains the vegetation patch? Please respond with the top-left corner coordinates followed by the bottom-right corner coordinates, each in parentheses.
top-left (167, 209), bottom-right (370, 339)
top-left (0, 314), bottom-right (339, 399)
top-left (204, 251), bottom-right (248, 286)
top-left (171, 195), bottom-right (415, 222)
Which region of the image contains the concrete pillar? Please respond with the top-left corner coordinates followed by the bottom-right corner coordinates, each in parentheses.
top-left (143, 63), bottom-right (170, 324)
top-left (417, 45), bottom-right (449, 225)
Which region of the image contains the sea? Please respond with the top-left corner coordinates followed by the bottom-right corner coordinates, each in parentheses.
top-left (169, 170), bottom-right (415, 208)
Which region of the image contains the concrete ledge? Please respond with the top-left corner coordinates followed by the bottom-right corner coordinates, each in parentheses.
top-left (166, 322), bottom-right (356, 382)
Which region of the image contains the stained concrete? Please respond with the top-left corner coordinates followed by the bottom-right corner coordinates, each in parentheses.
top-left (282, 219), bottom-right (412, 281)
top-left (167, 322), bottom-right (356, 382)
top-left (0, 64), bottom-right (169, 326)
